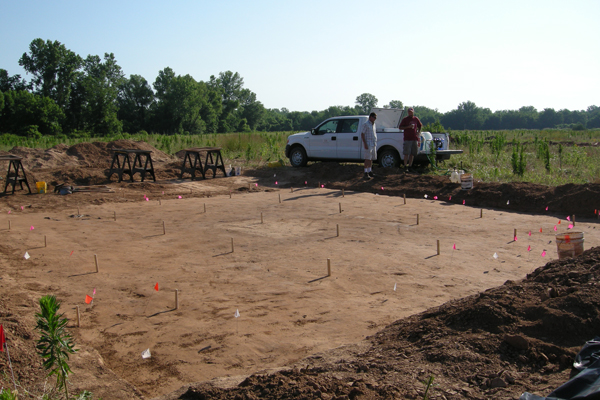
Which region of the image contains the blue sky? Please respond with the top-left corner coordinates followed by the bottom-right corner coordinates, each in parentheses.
top-left (1, 0), bottom-right (598, 113)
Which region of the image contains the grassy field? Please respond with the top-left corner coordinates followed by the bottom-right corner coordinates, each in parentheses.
top-left (1, 128), bottom-right (599, 186)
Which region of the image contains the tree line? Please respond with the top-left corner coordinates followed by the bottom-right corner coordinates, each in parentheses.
top-left (1, 39), bottom-right (599, 138)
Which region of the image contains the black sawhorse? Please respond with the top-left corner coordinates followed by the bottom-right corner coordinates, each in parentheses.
top-left (108, 149), bottom-right (156, 182)
top-left (1, 155), bottom-right (32, 194)
top-left (179, 147), bottom-right (227, 180)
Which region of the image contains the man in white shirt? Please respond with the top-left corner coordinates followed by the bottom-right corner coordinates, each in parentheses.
top-left (360, 112), bottom-right (377, 180)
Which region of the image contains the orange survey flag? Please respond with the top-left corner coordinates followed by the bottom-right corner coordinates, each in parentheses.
top-left (154, 283), bottom-right (159, 292)
top-left (0, 324), bottom-right (6, 351)
top-left (85, 295), bottom-right (93, 304)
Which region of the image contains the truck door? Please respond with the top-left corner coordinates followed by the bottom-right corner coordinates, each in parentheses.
top-left (336, 118), bottom-right (361, 159)
top-left (309, 119), bottom-right (339, 158)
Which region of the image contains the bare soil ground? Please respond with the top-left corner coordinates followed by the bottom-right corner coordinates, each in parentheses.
top-left (2, 140), bottom-right (600, 400)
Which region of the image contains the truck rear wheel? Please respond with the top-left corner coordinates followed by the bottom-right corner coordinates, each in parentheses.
top-left (289, 146), bottom-right (308, 167)
top-left (378, 148), bottom-right (400, 168)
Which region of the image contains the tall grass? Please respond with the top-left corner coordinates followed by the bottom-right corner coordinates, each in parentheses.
top-left (0, 131), bottom-right (289, 166)
top-left (2, 128), bottom-right (600, 186)
top-left (446, 129), bottom-right (600, 185)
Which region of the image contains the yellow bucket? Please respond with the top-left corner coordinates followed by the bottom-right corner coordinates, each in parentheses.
top-left (555, 231), bottom-right (584, 259)
top-left (36, 182), bottom-right (47, 194)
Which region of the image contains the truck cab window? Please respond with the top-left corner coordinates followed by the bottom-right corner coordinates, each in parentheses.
top-left (315, 120), bottom-right (339, 135)
top-left (339, 119), bottom-right (359, 133)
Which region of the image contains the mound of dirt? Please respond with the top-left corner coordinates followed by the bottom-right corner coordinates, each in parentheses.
top-left (161, 246), bottom-right (600, 400)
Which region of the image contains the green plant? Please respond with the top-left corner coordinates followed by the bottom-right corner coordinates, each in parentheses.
top-left (421, 374), bottom-right (437, 400)
top-left (0, 388), bottom-right (18, 400)
top-left (511, 140), bottom-right (526, 176)
top-left (36, 295), bottom-right (77, 400)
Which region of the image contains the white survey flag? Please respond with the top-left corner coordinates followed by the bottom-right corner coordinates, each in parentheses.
top-left (393, 283), bottom-right (397, 291)
top-left (141, 348), bottom-right (151, 359)
top-left (24, 252), bottom-right (30, 260)
top-left (234, 309), bottom-right (240, 318)
top-left (493, 252), bottom-right (499, 259)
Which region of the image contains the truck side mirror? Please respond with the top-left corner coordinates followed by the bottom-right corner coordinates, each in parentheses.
top-left (311, 128), bottom-right (316, 135)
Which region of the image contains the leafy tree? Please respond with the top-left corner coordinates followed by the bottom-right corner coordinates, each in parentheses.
top-left (355, 93), bottom-right (378, 114)
top-left (0, 69), bottom-right (31, 92)
top-left (537, 108), bottom-right (563, 129)
top-left (36, 295), bottom-right (77, 400)
top-left (152, 68), bottom-right (221, 134)
top-left (441, 101), bottom-right (483, 130)
top-left (383, 100), bottom-right (403, 109)
top-left (19, 39), bottom-right (82, 109)
top-left (0, 90), bottom-right (64, 136)
top-left (118, 74), bottom-right (155, 133)
top-left (68, 53), bottom-right (124, 135)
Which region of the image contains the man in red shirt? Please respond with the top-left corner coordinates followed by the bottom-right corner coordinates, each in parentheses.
top-left (398, 107), bottom-right (423, 172)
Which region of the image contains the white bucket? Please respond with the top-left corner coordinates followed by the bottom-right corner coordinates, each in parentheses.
top-left (460, 173), bottom-right (473, 190)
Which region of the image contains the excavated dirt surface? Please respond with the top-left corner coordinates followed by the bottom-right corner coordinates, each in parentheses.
top-left (1, 140), bottom-right (600, 400)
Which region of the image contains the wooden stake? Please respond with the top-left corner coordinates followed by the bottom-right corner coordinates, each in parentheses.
top-left (204, 203), bottom-right (206, 213)
top-left (44, 235), bottom-right (47, 248)
top-left (291, 187), bottom-right (293, 193)
top-left (229, 191), bottom-right (232, 199)
top-left (327, 258), bottom-right (331, 276)
top-left (437, 239), bottom-right (440, 255)
top-left (159, 199), bottom-right (161, 206)
top-left (261, 212), bottom-right (263, 224)
top-left (480, 209), bottom-right (483, 218)
top-left (336, 224), bottom-right (339, 237)
top-left (417, 214), bottom-right (420, 225)
top-left (342, 188), bottom-right (345, 197)
top-left (76, 305), bottom-right (80, 327)
top-left (77, 206), bottom-right (80, 215)
top-left (175, 289), bottom-right (179, 310)
top-left (231, 238), bottom-right (234, 253)
top-left (339, 203), bottom-right (342, 213)
top-left (163, 221), bottom-right (166, 235)
top-left (114, 211), bottom-right (116, 221)
top-left (514, 228), bottom-right (517, 239)
top-left (573, 215), bottom-right (576, 226)
top-left (279, 193), bottom-right (281, 203)
top-left (8, 220), bottom-right (11, 230)
top-left (403, 194), bottom-right (406, 204)
top-left (94, 254), bottom-right (99, 273)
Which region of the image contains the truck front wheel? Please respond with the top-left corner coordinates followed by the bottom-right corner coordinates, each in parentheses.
top-left (378, 148), bottom-right (400, 168)
top-left (289, 146), bottom-right (308, 167)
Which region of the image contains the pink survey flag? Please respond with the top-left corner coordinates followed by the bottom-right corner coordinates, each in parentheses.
top-left (30, 226), bottom-right (34, 231)
top-left (463, 200), bottom-right (466, 205)
top-left (433, 196), bottom-right (437, 200)
top-left (0, 324), bottom-right (5, 351)
top-left (567, 216), bottom-right (571, 221)
top-left (539, 228), bottom-right (543, 233)
top-left (514, 236), bottom-right (518, 241)
top-left (528, 230), bottom-right (532, 237)
top-left (275, 181), bottom-right (278, 185)
top-left (541, 250), bottom-right (546, 257)
top-left (7, 210), bottom-right (10, 214)
top-left (145, 198), bottom-right (149, 201)
top-left (449, 196), bottom-right (452, 200)
top-left (568, 224), bottom-right (574, 229)
top-left (527, 245), bottom-right (531, 252)
top-left (546, 206), bottom-right (549, 211)
top-left (304, 181), bottom-right (307, 185)
top-left (93, 288), bottom-right (96, 296)
top-left (452, 243), bottom-right (456, 250)
top-left (381, 187), bottom-right (384, 190)
top-left (255, 183), bottom-right (258, 187)
top-left (178, 195), bottom-right (182, 199)
top-left (554, 225), bottom-right (558, 231)
top-left (20, 206), bottom-right (24, 210)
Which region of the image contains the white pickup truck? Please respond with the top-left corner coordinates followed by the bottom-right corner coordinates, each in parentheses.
top-left (285, 108), bottom-right (462, 168)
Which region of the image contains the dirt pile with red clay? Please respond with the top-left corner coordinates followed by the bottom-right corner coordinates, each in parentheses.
top-left (2, 140), bottom-right (600, 399)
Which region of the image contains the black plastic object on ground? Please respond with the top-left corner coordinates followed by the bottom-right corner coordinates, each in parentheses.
top-left (520, 337), bottom-right (600, 400)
